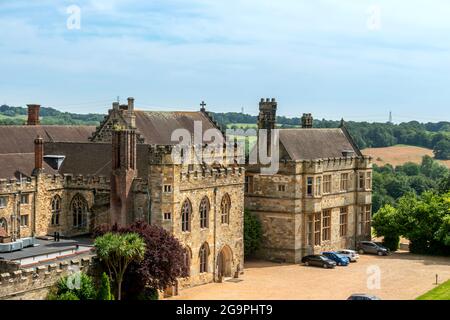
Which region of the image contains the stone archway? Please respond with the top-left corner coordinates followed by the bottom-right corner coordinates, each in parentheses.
top-left (217, 245), bottom-right (233, 279)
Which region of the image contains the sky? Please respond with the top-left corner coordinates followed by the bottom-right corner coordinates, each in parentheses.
top-left (1, 0), bottom-right (450, 122)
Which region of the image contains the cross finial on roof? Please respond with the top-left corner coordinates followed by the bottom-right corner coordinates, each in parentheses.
top-left (200, 101), bottom-right (206, 111)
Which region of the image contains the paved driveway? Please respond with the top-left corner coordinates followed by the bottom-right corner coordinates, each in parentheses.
top-left (170, 252), bottom-right (450, 300)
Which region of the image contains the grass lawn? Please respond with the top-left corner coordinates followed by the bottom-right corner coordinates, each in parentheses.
top-left (416, 280), bottom-right (450, 300)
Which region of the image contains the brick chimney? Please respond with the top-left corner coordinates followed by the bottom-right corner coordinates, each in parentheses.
top-left (27, 104), bottom-right (41, 125)
top-left (301, 113), bottom-right (313, 128)
top-left (110, 128), bottom-right (137, 227)
top-left (34, 136), bottom-right (44, 173)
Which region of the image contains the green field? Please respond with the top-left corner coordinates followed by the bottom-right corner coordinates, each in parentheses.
top-left (416, 280), bottom-right (450, 300)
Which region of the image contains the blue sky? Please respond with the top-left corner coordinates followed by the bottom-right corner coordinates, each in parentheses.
top-left (1, 0), bottom-right (450, 122)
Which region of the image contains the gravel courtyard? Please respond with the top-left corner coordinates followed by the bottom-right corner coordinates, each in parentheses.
top-left (170, 252), bottom-right (450, 300)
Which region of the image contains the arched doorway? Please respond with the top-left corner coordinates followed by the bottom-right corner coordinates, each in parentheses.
top-left (217, 245), bottom-right (233, 279)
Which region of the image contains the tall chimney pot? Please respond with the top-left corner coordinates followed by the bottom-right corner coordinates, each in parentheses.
top-left (27, 104), bottom-right (41, 125)
top-left (34, 136), bottom-right (44, 172)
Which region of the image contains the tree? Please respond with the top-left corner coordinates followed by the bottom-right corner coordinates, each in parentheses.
top-left (95, 221), bottom-right (188, 300)
top-left (244, 209), bottom-right (263, 258)
top-left (94, 232), bottom-right (146, 300)
top-left (372, 205), bottom-right (401, 251)
top-left (97, 272), bottom-right (113, 300)
top-left (433, 138), bottom-right (450, 160)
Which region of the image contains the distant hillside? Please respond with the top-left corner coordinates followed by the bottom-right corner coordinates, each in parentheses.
top-left (362, 145), bottom-right (450, 169)
top-left (0, 104), bottom-right (103, 125)
top-left (210, 112), bottom-right (450, 160)
top-left (1, 105), bottom-right (448, 160)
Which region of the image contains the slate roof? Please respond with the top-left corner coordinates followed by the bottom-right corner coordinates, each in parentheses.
top-left (0, 153), bottom-right (57, 179)
top-left (134, 111), bottom-right (222, 145)
top-left (279, 128), bottom-right (361, 160)
top-left (0, 126), bottom-right (95, 154)
top-left (43, 142), bottom-right (149, 178)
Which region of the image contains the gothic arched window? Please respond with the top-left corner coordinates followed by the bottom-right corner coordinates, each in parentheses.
top-left (0, 218), bottom-right (7, 236)
top-left (51, 196), bottom-right (61, 226)
top-left (181, 199), bottom-right (192, 232)
top-left (183, 246), bottom-right (192, 277)
top-left (220, 194), bottom-right (231, 224)
top-left (199, 196), bottom-right (210, 229)
top-left (199, 242), bottom-right (209, 273)
top-left (71, 194), bottom-right (88, 228)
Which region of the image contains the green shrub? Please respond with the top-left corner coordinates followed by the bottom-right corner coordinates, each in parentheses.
top-left (244, 209), bottom-right (262, 258)
top-left (54, 272), bottom-right (97, 300)
top-left (97, 272), bottom-right (113, 300)
top-left (382, 235), bottom-right (400, 252)
top-left (57, 292), bottom-right (80, 300)
top-left (136, 287), bottom-right (159, 300)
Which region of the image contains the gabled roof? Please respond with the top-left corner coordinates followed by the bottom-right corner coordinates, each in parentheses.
top-left (134, 110), bottom-right (222, 145)
top-left (279, 128), bottom-right (361, 160)
top-left (0, 126), bottom-right (95, 154)
top-left (43, 142), bottom-right (149, 178)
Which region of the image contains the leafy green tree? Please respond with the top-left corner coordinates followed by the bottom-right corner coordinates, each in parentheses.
top-left (244, 209), bottom-right (263, 258)
top-left (434, 138), bottom-right (450, 160)
top-left (95, 232), bottom-right (146, 300)
top-left (372, 205), bottom-right (402, 251)
top-left (97, 272), bottom-right (114, 300)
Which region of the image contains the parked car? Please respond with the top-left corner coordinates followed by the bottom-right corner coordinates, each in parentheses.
top-left (301, 255), bottom-right (337, 268)
top-left (357, 241), bottom-right (389, 256)
top-left (347, 294), bottom-right (381, 300)
top-left (322, 251), bottom-right (350, 266)
top-left (336, 249), bottom-right (360, 262)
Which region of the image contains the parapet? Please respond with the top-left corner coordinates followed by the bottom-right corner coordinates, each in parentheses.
top-left (0, 177), bottom-right (36, 193)
top-left (0, 256), bottom-right (96, 299)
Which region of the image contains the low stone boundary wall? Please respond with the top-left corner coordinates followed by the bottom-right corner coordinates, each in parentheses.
top-left (0, 255), bottom-right (95, 300)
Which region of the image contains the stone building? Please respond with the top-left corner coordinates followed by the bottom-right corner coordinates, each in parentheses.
top-left (0, 100), bottom-right (245, 289)
top-left (245, 98), bottom-right (373, 263)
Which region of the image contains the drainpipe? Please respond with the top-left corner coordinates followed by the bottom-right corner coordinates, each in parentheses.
top-left (33, 177), bottom-right (38, 236)
top-left (213, 187), bottom-right (218, 281)
top-left (146, 186), bottom-right (152, 224)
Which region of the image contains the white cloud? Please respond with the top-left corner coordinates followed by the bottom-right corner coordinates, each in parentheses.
top-left (0, 0), bottom-right (449, 120)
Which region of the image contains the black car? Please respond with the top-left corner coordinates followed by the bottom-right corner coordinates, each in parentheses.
top-left (347, 294), bottom-right (381, 300)
top-left (301, 255), bottom-right (337, 268)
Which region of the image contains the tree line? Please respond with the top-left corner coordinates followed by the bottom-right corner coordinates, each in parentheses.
top-left (1, 105), bottom-right (448, 159)
top-left (212, 112), bottom-right (450, 160)
top-left (0, 104), bottom-right (103, 125)
top-left (371, 156), bottom-right (450, 255)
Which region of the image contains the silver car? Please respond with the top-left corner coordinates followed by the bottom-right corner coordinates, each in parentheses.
top-left (336, 249), bottom-right (360, 262)
top-left (357, 241), bottom-right (389, 256)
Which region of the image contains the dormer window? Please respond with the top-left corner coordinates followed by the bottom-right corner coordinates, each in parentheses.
top-left (44, 155), bottom-right (66, 170)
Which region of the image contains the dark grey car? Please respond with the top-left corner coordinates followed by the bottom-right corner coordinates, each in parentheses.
top-left (347, 294), bottom-right (381, 300)
top-left (357, 241), bottom-right (389, 256)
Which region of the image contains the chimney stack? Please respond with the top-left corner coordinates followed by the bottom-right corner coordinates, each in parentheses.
top-left (301, 113), bottom-right (313, 128)
top-left (34, 136), bottom-right (44, 173)
top-left (127, 97), bottom-right (134, 112)
top-left (27, 104), bottom-right (41, 125)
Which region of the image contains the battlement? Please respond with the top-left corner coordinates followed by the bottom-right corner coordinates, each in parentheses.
top-left (0, 177), bottom-right (36, 194)
top-left (62, 174), bottom-right (111, 189)
top-left (181, 166), bottom-right (245, 182)
top-left (298, 155), bottom-right (373, 173)
top-left (0, 256), bottom-right (95, 299)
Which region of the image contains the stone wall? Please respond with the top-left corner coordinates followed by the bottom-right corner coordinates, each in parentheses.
top-left (245, 157), bottom-right (372, 263)
top-left (146, 163), bottom-right (245, 288)
top-left (0, 256), bottom-right (95, 300)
